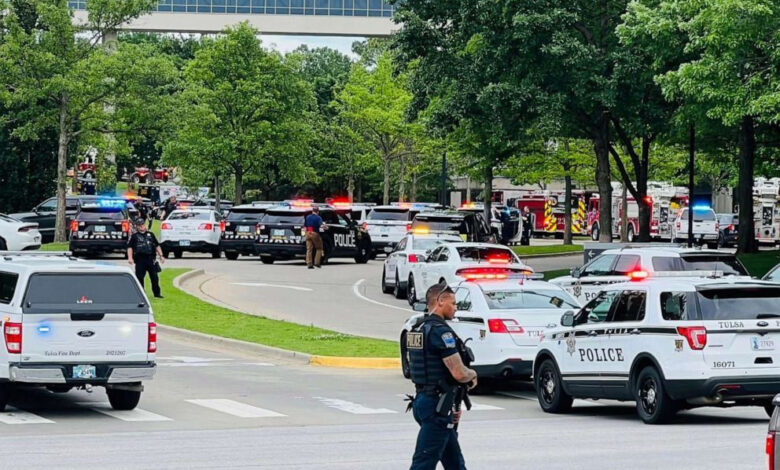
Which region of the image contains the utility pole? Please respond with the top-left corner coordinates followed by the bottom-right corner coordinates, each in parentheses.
top-left (440, 151), bottom-right (448, 206)
top-left (688, 123), bottom-right (695, 248)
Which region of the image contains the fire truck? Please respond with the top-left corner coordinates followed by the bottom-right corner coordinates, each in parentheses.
top-left (753, 177), bottom-right (780, 246)
top-left (511, 190), bottom-right (589, 237)
top-left (586, 181), bottom-right (689, 241)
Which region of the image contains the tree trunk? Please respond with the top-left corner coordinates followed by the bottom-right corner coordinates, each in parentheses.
top-left (737, 115), bottom-right (756, 253)
top-left (214, 173), bottom-right (222, 213)
top-left (483, 164), bottom-right (493, 230)
top-left (563, 174), bottom-right (573, 245)
top-left (465, 175), bottom-right (471, 202)
top-left (411, 172), bottom-right (418, 203)
top-left (54, 100), bottom-right (70, 243)
top-left (593, 119), bottom-right (613, 242)
top-left (234, 166), bottom-right (243, 205)
top-left (382, 157), bottom-right (390, 205)
top-left (347, 174), bottom-right (355, 203)
top-left (620, 184), bottom-right (628, 242)
top-left (637, 139), bottom-right (651, 242)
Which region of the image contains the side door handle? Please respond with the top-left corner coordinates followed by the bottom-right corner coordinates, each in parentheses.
top-left (588, 330), bottom-right (599, 337)
top-left (630, 329), bottom-right (641, 335)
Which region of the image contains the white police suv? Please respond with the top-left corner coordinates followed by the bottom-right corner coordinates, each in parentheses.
top-left (400, 277), bottom-right (579, 383)
top-left (0, 252), bottom-right (156, 411)
top-left (534, 277), bottom-right (780, 424)
top-left (550, 247), bottom-right (749, 304)
top-left (382, 231), bottom-right (463, 299)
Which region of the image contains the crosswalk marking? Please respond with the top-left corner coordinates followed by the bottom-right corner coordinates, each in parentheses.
top-left (314, 397), bottom-right (397, 415)
top-left (0, 407), bottom-right (54, 425)
top-left (78, 402), bottom-right (172, 422)
top-left (186, 399), bottom-right (286, 418)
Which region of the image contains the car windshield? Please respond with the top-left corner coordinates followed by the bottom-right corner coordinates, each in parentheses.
top-left (0, 214), bottom-right (20, 223)
top-left (456, 246), bottom-right (517, 263)
top-left (23, 274), bottom-right (148, 313)
top-left (412, 218), bottom-right (465, 234)
top-left (483, 289), bottom-right (579, 310)
top-left (368, 209), bottom-right (408, 221)
top-left (695, 287), bottom-right (780, 320)
top-left (681, 209), bottom-right (716, 221)
top-left (169, 211), bottom-right (211, 221)
top-left (414, 238), bottom-right (460, 251)
top-left (263, 212), bottom-right (306, 225)
top-left (679, 255), bottom-right (747, 275)
top-left (228, 209), bottom-right (266, 222)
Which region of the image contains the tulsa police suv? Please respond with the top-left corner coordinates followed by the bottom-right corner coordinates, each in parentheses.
top-left (534, 276), bottom-right (780, 424)
top-left (0, 252), bottom-right (156, 411)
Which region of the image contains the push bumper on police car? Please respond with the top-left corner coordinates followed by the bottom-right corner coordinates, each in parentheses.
top-left (6, 362), bottom-right (156, 385)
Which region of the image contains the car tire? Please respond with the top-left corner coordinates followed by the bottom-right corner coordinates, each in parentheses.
top-left (225, 252), bottom-right (239, 260)
top-left (0, 383), bottom-right (8, 411)
top-left (393, 270), bottom-right (406, 299)
top-left (173, 249), bottom-right (183, 259)
top-left (627, 226), bottom-right (635, 243)
top-left (764, 403), bottom-right (775, 418)
top-left (407, 274), bottom-right (417, 306)
top-left (400, 331), bottom-right (411, 379)
top-left (635, 366), bottom-right (677, 424)
top-left (260, 256), bottom-right (275, 265)
top-left (162, 249), bottom-right (170, 259)
top-left (211, 248), bottom-right (221, 259)
top-left (131, 174), bottom-right (140, 184)
top-left (0, 237), bottom-right (7, 251)
top-left (106, 387), bottom-right (141, 411)
top-left (354, 243), bottom-right (370, 264)
top-left (535, 359), bottom-right (573, 414)
top-left (381, 269), bottom-right (393, 294)
top-left (591, 224), bottom-right (600, 241)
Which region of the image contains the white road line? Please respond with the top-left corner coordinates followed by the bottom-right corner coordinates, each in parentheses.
top-left (158, 356), bottom-right (234, 363)
top-left (315, 397), bottom-right (397, 415)
top-left (352, 279), bottom-right (412, 312)
top-left (186, 399), bottom-right (286, 418)
top-left (78, 403), bottom-right (172, 422)
top-left (496, 391), bottom-right (537, 401)
top-left (232, 282), bottom-right (312, 292)
top-left (468, 401), bottom-right (504, 411)
top-left (0, 407), bottom-right (54, 425)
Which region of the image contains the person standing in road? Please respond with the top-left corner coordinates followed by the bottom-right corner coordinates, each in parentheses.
top-left (406, 283), bottom-right (477, 470)
top-left (127, 218), bottom-right (165, 298)
top-left (521, 206), bottom-right (533, 245)
top-left (304, 206), bottom-right (325, 269)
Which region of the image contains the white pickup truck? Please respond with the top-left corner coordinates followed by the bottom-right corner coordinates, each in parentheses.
top-left (0, 252), bottom-right (156, 411)
top-left (672, 207), bottom-right (720, 247)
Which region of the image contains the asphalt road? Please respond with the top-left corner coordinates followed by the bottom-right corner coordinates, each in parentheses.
top-left (0, 335), bottom-right (770, 469)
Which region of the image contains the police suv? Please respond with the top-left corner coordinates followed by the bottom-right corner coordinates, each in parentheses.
top-left (400, 277), bottom-right (579, 384)
top-left (255, 205), bottom-right (372, 265)
top-left (534, 277), bottom-right (780, 424)
top-left (68, 199), bottom-right (132, 257)
top-left (220, 204), bottom-right (272, 260)
top-left (0, 252), bottom-right (156, 411)
top-left (550, 247), bottom-right (749, 304)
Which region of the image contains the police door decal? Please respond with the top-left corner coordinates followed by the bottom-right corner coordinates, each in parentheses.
top-left (333, 232), bottom-right (356, 248)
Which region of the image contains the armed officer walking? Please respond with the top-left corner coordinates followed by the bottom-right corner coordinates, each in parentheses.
top-left (405, 282), bottom-right (477, 470)
top-left (127, 218), bottom-right (165, 298)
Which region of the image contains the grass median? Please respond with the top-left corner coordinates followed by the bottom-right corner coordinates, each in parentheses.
top-left (512, 244), bottom-right (583, 256)
top-left (146, 268), bottom-right (398, 358)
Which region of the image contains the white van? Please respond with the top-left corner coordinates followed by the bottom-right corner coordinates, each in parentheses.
top-left (0, 252), bottom-right (156, 411)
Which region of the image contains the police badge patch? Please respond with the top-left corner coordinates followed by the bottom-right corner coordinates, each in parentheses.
top-left (566, 333), bottom-right (576, 356)
top-left (441, 332), bottom-right (456, 348)
top-left (572, 284), bottom-right (582, 298)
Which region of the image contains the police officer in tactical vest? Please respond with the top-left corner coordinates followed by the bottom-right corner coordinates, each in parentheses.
top-left (127, 218), bottom-right (164, 298)
top-left (406, 282), bottom-right (477, 470)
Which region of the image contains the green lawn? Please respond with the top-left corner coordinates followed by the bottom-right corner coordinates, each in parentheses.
top-left (513, 244), bottom-right (584, 256)
top-left (148, 268), bottom-right (398, 358)
top-left (739, 250), bottom-right (780, 278)
top-left (40, 242), bottom-right (69, 251)
top-left (542, 269), bottom-right (571, 280)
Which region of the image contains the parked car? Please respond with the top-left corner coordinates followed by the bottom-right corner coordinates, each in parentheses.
top-left (411, 211), bottom-right (497, 245)
top-left (768, 394), bottom-right (780, 470)
top-left (381, 231), bottom-right (463, 298)
top-left (671, 206), bottom-right (719, 247)
top-left (9, 195), bottom-right (99, 243)
top-left (716, 213), bottom-right (739, 247)
top-left (160, 208), bottom-right (223, 259)
top-left (0, 214), bottom-right (42, 251)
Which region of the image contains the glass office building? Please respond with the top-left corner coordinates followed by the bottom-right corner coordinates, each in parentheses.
top-left (68, 0), bottom-right (396, 17)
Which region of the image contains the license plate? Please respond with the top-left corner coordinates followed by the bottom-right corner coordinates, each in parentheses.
top-left (380, 227), bottom-right (390, 233)
top-left (238, 226), bottom-right (251, 233)
top-left (272, 229), bottom-right (286, 237)
top-left (751, 337), bottom-right (775, 351)
top-left (94, 225), bottom-right (106, 233)
top-left (179, 240), bottom-right (191, 247)
top-left (73, 365), bottom-right (96, 379)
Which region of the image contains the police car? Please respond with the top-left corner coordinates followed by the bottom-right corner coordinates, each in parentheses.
top-left (406, 242), bottom-right (534, 305)
top-left (68, 199), bottom-right (132, 257)
top-left (220, 204), bottom-right (273, 260)
top-left (400, 276), bottom-right (579, 382)
top-left (363, 205), bottom-right (416, 255)
top-left (0, 214), bottom-right (41, 251)
top-left (382, 231), bottom-right (463, 298)
top-left (160, 208), bottom-right (223, 259)
top-left (534, 276), bottom-right (780, 424)
top-left (0, 252), bottom-right (156, 411)
top-left (255, 204), bottom-right (372, 265)
top-left (550, 247), bottom-right (750, 304)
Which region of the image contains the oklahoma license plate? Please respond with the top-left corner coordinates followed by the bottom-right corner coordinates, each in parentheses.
top-left (94, 225), bottom-right (106, 232)
top-left (238, 226), bottom-right (251, 233)
top-left (179, 240), bottom-right (191, 246)
top-left (272, 229), bottom-right (286, 237)
top-left (751, 337), bottom-right (775, 351)
top-left (73, 365), bottom-right (96, 379)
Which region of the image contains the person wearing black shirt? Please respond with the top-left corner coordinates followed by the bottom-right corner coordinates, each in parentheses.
top-left (161, 195), bottom-right (178, 221)
top-left (127, 218), bottom-right (165, 298)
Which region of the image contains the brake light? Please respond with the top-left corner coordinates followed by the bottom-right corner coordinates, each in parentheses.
top-left (219, 221), bottom-right (226, 231)
top-left (199, 223), bottom-right (213, 230)
top-left (457, 268), bottom-right (511, 280)
top-left (488, 319), bottom-right (524, 334)
top-left (161, 222), bottom-right (173, 230)
top-left (408, 254), bottom-right (422, 263)
top-left (70, 220), bottom-right (79, 232)
top-left (4, 322), bottom-right (22, 353)
top-left (148, 322), bottom-right (157, 353)
top-left (121, 220), bottom-right (130, 232)
top-left (715, 222), bottom-right (720, 231)
top-left (677, 326), bottom-right (707, 350)
top-left (768, 431), bottom-right (776, 470)
top-left (18, 225), bottom-right (35, 233)
top-left (486, 255), bottom-right (511, 264)
top-left (628, 270), bottom-right (649, 281)
top-left (406, 223), bottom-right (412, 232)
top-left (676, 221), bottom-right (681, 230)
top-left (728, 224), bottom-right (734, 231)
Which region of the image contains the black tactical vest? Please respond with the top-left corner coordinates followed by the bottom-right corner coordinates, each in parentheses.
top-left (407, 316), bottom-right (452, 387)
top-left (135, 233), bottom-right (155, 256)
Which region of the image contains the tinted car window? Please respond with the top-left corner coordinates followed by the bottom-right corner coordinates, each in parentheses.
top-left (413, 238), bottom-right (458, 252)
top-left (456, 246), bottom-right (517, 263)
top-left (320, 211), bottom-right (339, 225)
top-left (0, 272), bottom-right (18, 304)
top-left (660, 292), bottom-right (696, 321)
top-left (695, 287), bottom-right (780, 320)
top-left (765, 266), bottom-right (780, 282)
top-left (23, 274), bottom-right (147, 313)
top-left (367, 209), bottom-right (409, 221)
top-left (37, 199), bottom-right (57, 212)
top-left (652, 257), bottom-right (679, 271)
top-left (78, 209), bottom-right (126, 221)
top-left (227, 209), bottom-right (266, 222)
top-left (680, 208), bottom-right (716, 221)
top-left (609, 291), bottom-right (647, 322)
top-left (412, 217), bottom-right (466, 234)
top-left (581, 255), bottom-right (617, 277)
top-left (263, 212), bottom-right (306, 225)
top-left (484, 289), bottom-right (579, 310)
top-left (613, 255), bottom-right (641, 275)
top-left (577, 291), bottom-right (620, 324)
top-left (168, 211), bottom-right (211, 221)
top-left (680, 255), bottom-right (747, 275)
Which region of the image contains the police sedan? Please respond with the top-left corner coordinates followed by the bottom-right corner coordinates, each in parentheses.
top-left (382, 231), bottom-right (463, 299)
top-left (406, 242), bottom-right (534, 305)
top-left (400, 277), bottom-right (579, 384)
top-left (160, 208), bottom-right (223, 258)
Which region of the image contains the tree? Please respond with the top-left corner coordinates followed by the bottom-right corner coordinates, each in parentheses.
top-left (0, 0), bottom-right (157, 241)
top-left (162, 23), bottom-right (315, 205)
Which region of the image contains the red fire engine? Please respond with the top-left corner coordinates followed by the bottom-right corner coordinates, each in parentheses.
top-left (511, 190), bottom-right (589, 237)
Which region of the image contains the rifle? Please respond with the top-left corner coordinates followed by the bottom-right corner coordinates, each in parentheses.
top-left (452, 337), bottom-right (474, 431)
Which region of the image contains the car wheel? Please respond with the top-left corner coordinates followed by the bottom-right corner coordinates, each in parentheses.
top-left (393, 270), bottom-right (406, 299)
top-left (535, 359), bottom-right (573, 414)
top-left (381, 268), bottom-right (393, 294)
top-left (407, 274), bottom-right (417, 306)
top-left (400, 331), bottom-right (411, 379)
top-left (225, 252), bottom-right (239, 260)
top-left (131, 174), bottom-right (140, 184)
top-left (764, 402), bottom-right (775, 418)
top-left (717, 233), bottom-right (725, 248)
top-left (173, 249), bottom-right (183, 259)
top-left (0, 237), bottom-right (7, 251)
top-left (354, 243), bottom-right (370, 264)
top-left (260, 256), bottom-right (275, 265)
top-left (0, 383), bottom-right (8, 411)
top-left (635, 366), bottom-right (677, 424)
top-left (591, 225), bottom-right (600, 241)
top-left (162, 249), bottom-right (170, 259)
top-left (211, 248), bottom-right (221, 259)
top-left (106, 387), bottom-right (141, 411)
top-left (627, 226), bottom-right (635, 243)
top-left (84, 170), bottom-right (94, 179)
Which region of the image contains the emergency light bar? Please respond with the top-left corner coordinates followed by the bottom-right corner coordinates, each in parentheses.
top-left (626, 270), bottom-right (746, 281)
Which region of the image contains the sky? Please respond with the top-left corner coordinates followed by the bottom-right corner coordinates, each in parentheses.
top-left (259, 35), bottom-right (362, 58)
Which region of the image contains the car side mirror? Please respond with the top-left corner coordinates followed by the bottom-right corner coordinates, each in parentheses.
top-left (412, 302), bottom-right (427, 313)
top-left (561, 311), bottom-right (575, 327)
top-left (570, 267), bottom-right (581, 279)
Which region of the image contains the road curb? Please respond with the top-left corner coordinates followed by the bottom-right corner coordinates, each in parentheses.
top-left (310, 356), bottom-right (401, 369)
top-left (172, 268), bottom-right (205, 290)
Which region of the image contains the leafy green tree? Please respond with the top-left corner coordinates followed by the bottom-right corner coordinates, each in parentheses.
top-left (162, 23), bottom-right (316, 204)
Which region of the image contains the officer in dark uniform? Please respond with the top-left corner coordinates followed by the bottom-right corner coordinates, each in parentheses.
top-left (521, 206), bottom-right (533, 246)
top-left (127, 218), bottom-right (165, 298)
top-left (406, 282), bottom-right (477, 470)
